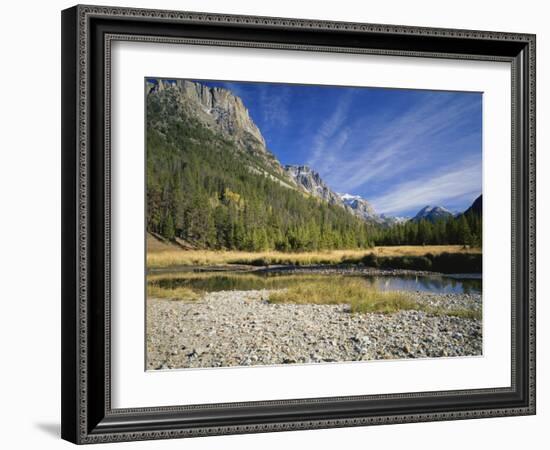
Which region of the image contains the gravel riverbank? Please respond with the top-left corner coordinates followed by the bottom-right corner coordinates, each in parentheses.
top-left (146, 290), bottom-right (482, 370)
top-left (149, 264), bottom-right (436, 277)
top-left (255, 265), bottom-right (436, 276)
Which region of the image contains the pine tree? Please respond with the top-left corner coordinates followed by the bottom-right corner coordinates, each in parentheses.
top-left (162, 214), bottom-right (175, 241)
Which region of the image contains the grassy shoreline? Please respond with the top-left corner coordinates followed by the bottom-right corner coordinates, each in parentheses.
top-left (147, 272), bottom-right (481, 320)
top-left (147, 245), bottom-right (481, 271)
top-left (267, 278), bottom-right (418, 314)
top-left (146, 245), bottom-right (481, 318)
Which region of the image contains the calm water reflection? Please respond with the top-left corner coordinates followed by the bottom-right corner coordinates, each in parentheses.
top-left (364, 275), bottom-right (481, 295)
top-left (151, 272), bottom-right (481, 295)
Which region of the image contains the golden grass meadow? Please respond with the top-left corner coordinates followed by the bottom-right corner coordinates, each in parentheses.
top-left (146, 243), bottom-right (480, 269)
top-left (147, 271), bottom-right (481, 320)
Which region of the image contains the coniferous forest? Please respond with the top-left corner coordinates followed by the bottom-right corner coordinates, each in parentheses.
top-left (147, 104), bottom-right (375, 252)
top-left (146, 83), bottom-right (481, 252)
top-left (145, 80), bottom-right (485, 373)
top-left (372, 212), bottom-right (482, 248)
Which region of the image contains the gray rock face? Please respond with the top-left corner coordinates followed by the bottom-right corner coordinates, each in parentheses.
top-left (379, 214), bottom-right (409, 226)
top-left (340, 194), bottom-right (408, 226)
top-left (339, 193), bottom-right (377, 220)
top-left (176, 80), bottom-right (266, 147)
top-left (284, 165), bottom-right (342, 206)
top-left (148, 79), bottom-right (408, 227)
top-left (149, 79), bottom-right (270, 160)
top-left (284, 165), bottom-right (407, 226)
top-left (147, 78), bottom-right (311, 194)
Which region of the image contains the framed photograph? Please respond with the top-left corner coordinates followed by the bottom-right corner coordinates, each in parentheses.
top-left (61, 5), bottom-right (536, 444)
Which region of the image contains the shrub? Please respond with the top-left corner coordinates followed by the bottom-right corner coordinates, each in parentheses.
top-left (147, 285), bottom-right (199, 301)
top-left (377, 255), bottom-right (432, 271)
top-left (430, 252), bottom-right (482, 273)
top-left (411, 256), bottom-right (432, 270)
top-left (361, 253), bottom-right (379, 268)
top-left (249, 257), bottom-right (270, 267)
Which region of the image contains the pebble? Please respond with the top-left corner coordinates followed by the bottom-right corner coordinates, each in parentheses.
top-left (146, 289), bottom-right (482, 370)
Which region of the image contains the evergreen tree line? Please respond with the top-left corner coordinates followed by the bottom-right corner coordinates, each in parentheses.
top-left (147, 93), bottom-right (481, 251)
top-left (146, 104), bottom-right (376, 252)
top-left (371, 213), bottom-right (482, 247)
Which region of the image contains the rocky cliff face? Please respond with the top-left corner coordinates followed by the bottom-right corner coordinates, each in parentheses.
top-left (284, 165), bottom-right (401, 225)
top-left (147, 79), bottom-right (276, 169)
top-left (284, 165), bottom-right (342, 206)
top-left (147, 78), bottom-right (406, 227)
top-left (339, 193), bottom-right (377, 221)
top-left (176, 80), bottom-right (266, 147)
top-left (340, 194), bottom-right (408, 226)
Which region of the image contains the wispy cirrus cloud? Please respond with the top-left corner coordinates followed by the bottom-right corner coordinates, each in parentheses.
top-left (196, 80), bottom-right (482, 216)
top-left (322, 93), bottom-right (481, 195)
top-left (307, 92), bottom-right (354, 168)
top-left (369, 156), bottom-right (482, 215)
top-left (259, 85), bottom-right (291, 129)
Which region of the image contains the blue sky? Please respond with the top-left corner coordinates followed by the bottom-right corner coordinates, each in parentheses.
top-left (193, 79), bottom-right (482, 217)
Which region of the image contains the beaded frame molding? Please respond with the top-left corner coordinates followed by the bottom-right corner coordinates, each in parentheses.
top-left (61, 4), bottom-right (536, 444)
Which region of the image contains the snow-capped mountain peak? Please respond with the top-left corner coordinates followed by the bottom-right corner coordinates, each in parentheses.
top-left (412, 205), bottom-right (453, 222)
top-left (338, 193), bottom-right (377, 220)
top-left (380, 213), bottom-right (409, 225)
top-left (339, 193), bottom-right (362, 202)
top-left (283, 165), bottom-right (342, 206)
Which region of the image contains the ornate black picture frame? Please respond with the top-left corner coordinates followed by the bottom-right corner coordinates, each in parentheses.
top-left (61, 4), bottom-right (536, 444)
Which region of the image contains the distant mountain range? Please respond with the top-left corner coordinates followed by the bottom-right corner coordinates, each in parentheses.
top-left (146, 79), bottom-right (481, 250)
top-left (411, 205), bottom-right (454, 223)
top-left (283, 163), bottom-right (480, 225)
top-left (410, 196), bottom-right (482, 223)
top-left (283, 165), bottom-right (343, 207)
top-left (282, 165), bottom-right (403, 226)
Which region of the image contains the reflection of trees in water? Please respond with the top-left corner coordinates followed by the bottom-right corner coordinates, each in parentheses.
top-left (419, 276), bottom-right (445, 291)
top-left (459, 279), bottom-right (482, 295)
top-left (153, 272), bottom-right (482, 295)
